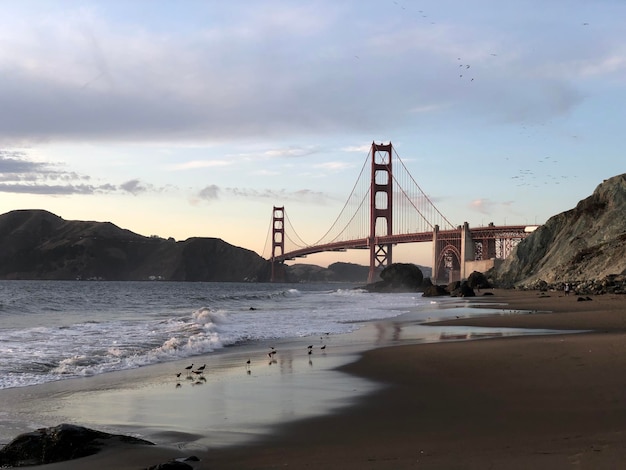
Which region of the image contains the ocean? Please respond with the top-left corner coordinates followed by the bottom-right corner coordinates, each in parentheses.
top-left (1, 280), bottom-right (573, 449)
top-left (0, 280), bottom-right (434, 391)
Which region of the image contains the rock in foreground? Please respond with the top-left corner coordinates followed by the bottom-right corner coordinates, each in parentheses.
top-left (0, 423), bottom-right (154, 467)
top-left (364, 263), bottom-right (424, 292)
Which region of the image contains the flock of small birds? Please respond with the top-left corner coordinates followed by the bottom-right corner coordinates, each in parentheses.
top-left (261, 336), bottom-right (329, 368)
top-left (384, 0), bottom-right (591, 193)
top-left (174, 335), bottom-right (330, 387)
top-left (174, 363), bottom-right (208, 387)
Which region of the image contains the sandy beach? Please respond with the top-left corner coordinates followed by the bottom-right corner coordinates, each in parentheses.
top-left (6, 288), bottom-right (626, 469)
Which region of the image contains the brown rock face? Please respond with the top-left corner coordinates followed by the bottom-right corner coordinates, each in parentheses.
top-left (492, 174), bottom-right (626, 287)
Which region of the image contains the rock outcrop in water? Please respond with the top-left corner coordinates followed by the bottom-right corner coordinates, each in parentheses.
top-left (491, 173), bottom-right (626, 291)
top-left (0, 209), bottom-right (270, 281)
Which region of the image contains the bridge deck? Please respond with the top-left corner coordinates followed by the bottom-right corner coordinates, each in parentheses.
top-left (274, 225), bottom-right (530, 262)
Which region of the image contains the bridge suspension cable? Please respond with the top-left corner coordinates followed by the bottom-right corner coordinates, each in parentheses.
top-left (268, 141), bottom-right (460, 258)
top-left (283, 210), bottom-right (310, 249)
top-left (308, 152), bottom-right (371, 246)
top-left (302, 144), bottom-right (457, 246)
top-left (262, 210), bottom-right (274, 259)
top-left (391, 146), bottom-right (457, 232)
top-left (267, 141), bottom-right (534, 283)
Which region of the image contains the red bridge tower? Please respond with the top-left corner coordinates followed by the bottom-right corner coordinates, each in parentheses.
top-left (368, 142), bottom-right (393, 283)
top-left (271, 206), bottom-right (286, 282)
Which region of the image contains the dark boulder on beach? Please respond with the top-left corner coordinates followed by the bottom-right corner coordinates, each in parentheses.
top-left (467, 271), bottom-right (490, 289)
top-left (450, 280), bottom-right (476, 297)
top-left (146, 459), bottom-right (196, 470)
top-left (420, 278), bottom-right (475, 297)
top-left (421, 278), bottom-right (449, 297)
top-left (0, 423), bottom-right (154, 467)
top-left (363, 262), bottom-right (424, 292)
top-left (0, 209), bottom-right (270, 281)
top-left (381, 263), bottom-right (424, 287)
top-left (443, 280), bottom-right (475, 297)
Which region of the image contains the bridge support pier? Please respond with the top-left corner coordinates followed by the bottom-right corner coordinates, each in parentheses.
top-left (432, 224), bottom-right (462, 283)
top-left (460, 222), bottom-right (475, 279)
top-left (432, 225), bottom-right (439, 281)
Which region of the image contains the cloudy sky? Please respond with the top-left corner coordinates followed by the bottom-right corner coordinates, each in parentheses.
top-left (1, 0), bottom-right (624, 267)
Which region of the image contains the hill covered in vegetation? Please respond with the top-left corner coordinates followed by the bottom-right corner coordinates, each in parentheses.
top-left (0, 210), bottom-right (270, 281)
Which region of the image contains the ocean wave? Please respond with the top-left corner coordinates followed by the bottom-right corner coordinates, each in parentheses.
top-left (0, 281), bottom-right (419, 390)
top-left (333, 288), bottom-right (368, 295)
top-left (45, 308), bottom-right (228, 379)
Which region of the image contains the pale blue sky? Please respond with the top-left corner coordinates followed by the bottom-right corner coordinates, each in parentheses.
top-left (0, 0), bottom-right (624, 267)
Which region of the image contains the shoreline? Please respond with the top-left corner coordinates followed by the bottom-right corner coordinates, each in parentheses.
top-left (7, 288), bottom-right (626, 469)
top-left (203, 289), bottom-right (626, 469)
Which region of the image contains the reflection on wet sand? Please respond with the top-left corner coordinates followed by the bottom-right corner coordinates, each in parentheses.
top-left (371, 316), bottom-right (577, 346)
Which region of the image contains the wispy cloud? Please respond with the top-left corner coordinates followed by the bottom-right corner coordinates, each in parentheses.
top-left (313, 161), bottom-right (352, 171)
top-left (0, 150), bottom-right (96, 194)
top-left (195, 184), bottom-right (332, 204)
top-left (252, 169), bottom-right (281, 176)
top-left (469, 198), bottom-right (495, 214)
top-left (0, 149), bottom-right (164, 196)
top-left (0, 183), bottom-right (106, 195)
top-left (170, 160), bottom-right (234, 170)
top-left (120, 179), bottom-right (151, 195)
top-left (263, 146), bottom-right (321, 158)
top-left (469, 198), bottom-right (518, 216)
top-left (0, 150), bottom-right (73, 178)
top-left (198, 184), bottom-right (220, 200)
top-left (408, 103), bottom-right (449, 114)
top-left (341, 145), bottom-right (371, 153)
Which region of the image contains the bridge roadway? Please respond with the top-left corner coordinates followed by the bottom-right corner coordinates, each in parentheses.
top-left (274, 224), bottom-right (530, 262)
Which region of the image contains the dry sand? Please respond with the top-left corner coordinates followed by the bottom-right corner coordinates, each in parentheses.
top-left (15, 289), bottom-right (626, 469)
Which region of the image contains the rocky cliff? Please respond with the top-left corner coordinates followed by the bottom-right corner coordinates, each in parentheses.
top-left (0, 210), bottom-right (270, 281)
top-left (492, 174), bottom-right (626, 289)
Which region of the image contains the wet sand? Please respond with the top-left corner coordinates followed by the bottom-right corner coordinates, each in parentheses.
top-left (8, 289), bottom-right (626, 469)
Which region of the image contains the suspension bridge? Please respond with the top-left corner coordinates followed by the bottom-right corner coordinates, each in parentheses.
top-left (265, 141), bottom-right (536, 283)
